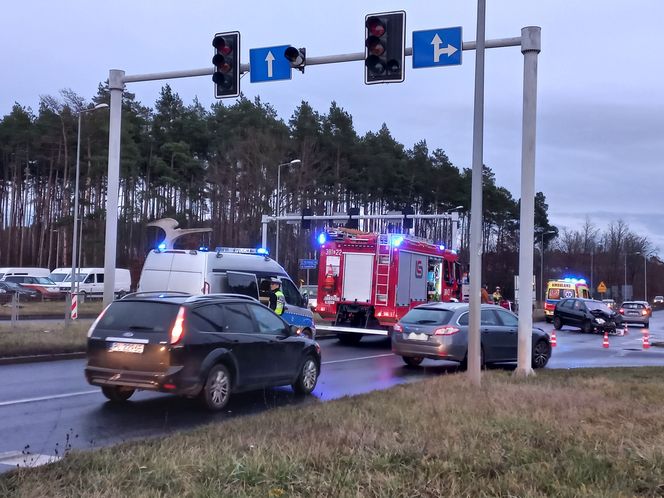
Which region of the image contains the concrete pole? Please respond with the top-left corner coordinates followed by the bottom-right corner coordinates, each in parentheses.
top-left (467, 0), bottom-right (487, 387)
top-left (103, 70), bottom-right (125, 307)
top-left (261, 216), bottom-right (269, 250)
top-left (70, 111), bottom-right (82, 312)
top-left (515, 26), bottom-right (541, 377)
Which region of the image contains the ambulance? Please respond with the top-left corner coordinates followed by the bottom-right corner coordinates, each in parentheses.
top-left (544, 278), bottom-right (591, 322)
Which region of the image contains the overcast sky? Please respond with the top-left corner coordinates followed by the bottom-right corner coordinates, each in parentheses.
top-left (3, 1), bottom-right (663, 251)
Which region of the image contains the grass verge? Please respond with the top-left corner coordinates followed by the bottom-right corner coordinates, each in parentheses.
top-left (0, 321), bottom-right (90, 357)
top-left (2, 368), bottom-right (664, 497)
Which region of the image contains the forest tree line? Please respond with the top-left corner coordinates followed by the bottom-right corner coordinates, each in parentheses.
top-left (0, 84), bottom-right (660, 300)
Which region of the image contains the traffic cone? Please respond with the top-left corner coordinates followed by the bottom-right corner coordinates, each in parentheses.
top-left (623, 323), bottom-right (628, 336)
top-left (550, 330), bottom-right (557, 347)
top-left (602, 331), bottom-right (609, 348)
top-left (643, 332), bottom-right (651, 350)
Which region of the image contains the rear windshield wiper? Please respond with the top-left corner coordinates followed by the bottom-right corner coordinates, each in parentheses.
top-left (416, 319), bottom-right (439, 324)
top-left (127, 325), bottom-right (155, 331)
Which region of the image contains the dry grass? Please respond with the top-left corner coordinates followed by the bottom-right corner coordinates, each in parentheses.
top-left (0, 321), bottom-right (90, 357)
top-left (3, 368), bottom-right (664, 497)
top-left (0, 299), bottom-right (103, 319)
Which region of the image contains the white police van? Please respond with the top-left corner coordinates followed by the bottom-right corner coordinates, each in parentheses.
top-left (138, 247), bottom-right (316, 339)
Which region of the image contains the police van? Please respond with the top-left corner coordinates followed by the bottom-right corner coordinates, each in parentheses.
top-left (138, 247), bottom-right (316, 339)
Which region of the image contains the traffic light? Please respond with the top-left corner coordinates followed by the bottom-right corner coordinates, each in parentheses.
top-left (402, 206), bottom-right (414, 229)
top-left (212, 32), bottom-right (240, 98)
top-left (301, 207), bottom-right (313, 229)
top-left (285, 46), bottom-right (306, 73)
top-left (346, 207), bottom-right (360, 229)
top-left (364, 11), bottom-right (406, 84)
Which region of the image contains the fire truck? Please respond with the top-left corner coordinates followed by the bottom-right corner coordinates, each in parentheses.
top-left (315, 228), bottom-right (460, 344)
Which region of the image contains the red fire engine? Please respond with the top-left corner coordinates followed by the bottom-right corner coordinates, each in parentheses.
top-left (315, 228), bottom-right (460, 344)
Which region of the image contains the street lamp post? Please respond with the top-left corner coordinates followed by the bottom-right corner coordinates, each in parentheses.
top-left (539, 230), bottom-right (555, 306)
top-left (623, 251), bottom-right (640, 302)
top-left (275, 159), bottom-right (301, 263)
top-left (70, 104), bottom-right (108, 307)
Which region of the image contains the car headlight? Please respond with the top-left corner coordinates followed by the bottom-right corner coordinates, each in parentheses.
top-left (595, 318), bottom-right (606, 325)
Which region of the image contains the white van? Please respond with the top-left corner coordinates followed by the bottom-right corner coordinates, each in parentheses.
top-left (58, 267), bottom-right (132, 298)
top-left (138, 247), bottom-right (316, 338)
top-left (0, 267), bottom-right (51, 280)
top-left (49, 267), bottom-right (71, 283)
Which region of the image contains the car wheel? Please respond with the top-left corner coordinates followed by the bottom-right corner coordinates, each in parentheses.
top-left (101, 385), bottom-right (135, 402)
top-left (337, 333), bottom-right (362, 345)
top-left (532, 340), bottom-right (551, 369)
top-left (553, 316), bottom-right (563, 330)
top-left (200, 364), bottom-right (231, 411)
top-left (292, 356), bottom-right (319, 394)
top-left (582, 320), bottom-right (594, 334)
top-left (459, 347), bottom-right (485, 371)
top-left (402, 356), bottom-right (424, 368)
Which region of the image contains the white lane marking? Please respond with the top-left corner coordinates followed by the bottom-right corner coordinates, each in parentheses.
top-left (0, 390), bottom-right (98, 408)
top-left (0, 354), bottom-right (397, 408)
top-left (323, 353), bottom-right (394, 365)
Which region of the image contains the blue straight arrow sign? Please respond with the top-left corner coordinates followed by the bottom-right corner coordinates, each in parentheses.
top-left (249, 45), bottom-right (292, 83)
top-left (412, 27), bottom-right (463, 68)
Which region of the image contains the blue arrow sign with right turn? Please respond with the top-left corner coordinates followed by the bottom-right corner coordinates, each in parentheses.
top-left (412, 27), bottom-right (463, 68)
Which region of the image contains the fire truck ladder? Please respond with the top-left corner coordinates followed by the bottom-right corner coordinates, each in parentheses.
top-left (374, 234), bottom-right (391, 306)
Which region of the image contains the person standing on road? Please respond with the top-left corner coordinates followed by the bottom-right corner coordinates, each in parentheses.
top-left (492, 286), bottom-right (503, 305)
top-left (481, 284), bottom-right (491, 304)
top-left (268, 278), bottom-right (286, 316)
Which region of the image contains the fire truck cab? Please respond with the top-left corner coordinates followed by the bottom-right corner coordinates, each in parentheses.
top-left (315, 229), bottom-right (460, 344)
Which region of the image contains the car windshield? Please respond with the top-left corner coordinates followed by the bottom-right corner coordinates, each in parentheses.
top-left (585, 301), bottom-right (611, 313)
top-left (401, 308), bottom-right (454, 325)
top-left (0, 281), bottom-right (22, 290)
top-left (49, 273), bottom-right (67, 282)
top-left (35, 277), bottom-right (56, 284)
top-left (63, 274), bottom-right (88, 283)
top-left (622, 302), bottom-right (643, 310)
top-left (96, 301), bottom-right (180, 332)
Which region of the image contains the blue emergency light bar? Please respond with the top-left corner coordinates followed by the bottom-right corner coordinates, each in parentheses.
top-left (215, 247), bottom-right (269, 256)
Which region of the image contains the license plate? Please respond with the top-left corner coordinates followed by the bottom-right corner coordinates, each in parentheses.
top-left (108, 342), bottom-right (144, 354)
top-left (408, 332), bottom-right (428, 341)
top-left (628, 312), bottom-right (639, 316)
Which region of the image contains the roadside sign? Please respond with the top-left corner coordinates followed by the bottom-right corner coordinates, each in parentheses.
top-left (597, 281), bottom-right (607, 293)
top-left (412, 27), bottom-right (462, 68)
top-left (299, 259), bottom-right (318, 270)
top-left (249, 45), bottom-right (291, 83)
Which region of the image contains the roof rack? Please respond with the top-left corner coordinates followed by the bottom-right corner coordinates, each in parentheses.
top-left (186, 293), bottom-right (260, 303)
top-left (121, 291), bottom-right (192, 300)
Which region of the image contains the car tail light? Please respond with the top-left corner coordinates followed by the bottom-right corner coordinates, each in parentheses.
top-left (170, 306), bottom-right (186, 345)
top-left (393, 323), bottom-right (403, 333)
top-left (87, 304), bottom-right (111, 337)
top-left (434, 326), bottom-right (460, 336)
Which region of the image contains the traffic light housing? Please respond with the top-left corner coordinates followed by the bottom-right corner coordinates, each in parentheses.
top-left (402, 206), bottom-right (414, 229)
top-left (285, 46), bottom-right (306, 73)
top-left (364, 11), bottom-right (406, 84)
top-left (346, 207), bottom-right (360, 229)
top-left (301, 207), bottom-right (313, 229)
top-left (212, 32), bottom-right (240, 98)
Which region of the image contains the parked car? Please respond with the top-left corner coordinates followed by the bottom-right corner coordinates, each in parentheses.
top-left (3, 275), bottom-right (63, 300)
top-left (553, 298), bottom-right (622, 334)
top-left (602, 299), bottom-right (616, 310)
top-left (85, 292), bottom-right (321, 411)
top-left (654, 296), bottom-right (664, 305)
top-left (59, 268), bottom-right (132, 299)
top-left (619, 301), bottom-right (651, 327)
top-left (0, 281), bottom-right (40, 300)
top-left (391, 303), bottom-right (551, 369)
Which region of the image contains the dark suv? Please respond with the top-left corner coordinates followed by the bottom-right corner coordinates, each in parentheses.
top-left (85, 292), bottom-right (321, 411)
top-left (553, 298), bottom-right (623, 334)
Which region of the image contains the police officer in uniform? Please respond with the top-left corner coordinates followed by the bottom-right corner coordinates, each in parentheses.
top-left (268, 277), bottom-right (286, 316)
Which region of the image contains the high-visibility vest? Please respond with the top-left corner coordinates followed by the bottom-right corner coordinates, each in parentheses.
top-left (274, 290), bottom-right (285, 315)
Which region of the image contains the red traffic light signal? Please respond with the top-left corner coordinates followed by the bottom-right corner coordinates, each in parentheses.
top-left (364, 11), bottom-right (405, 84)
top-left (212, 32), bottom-right (240, 98)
